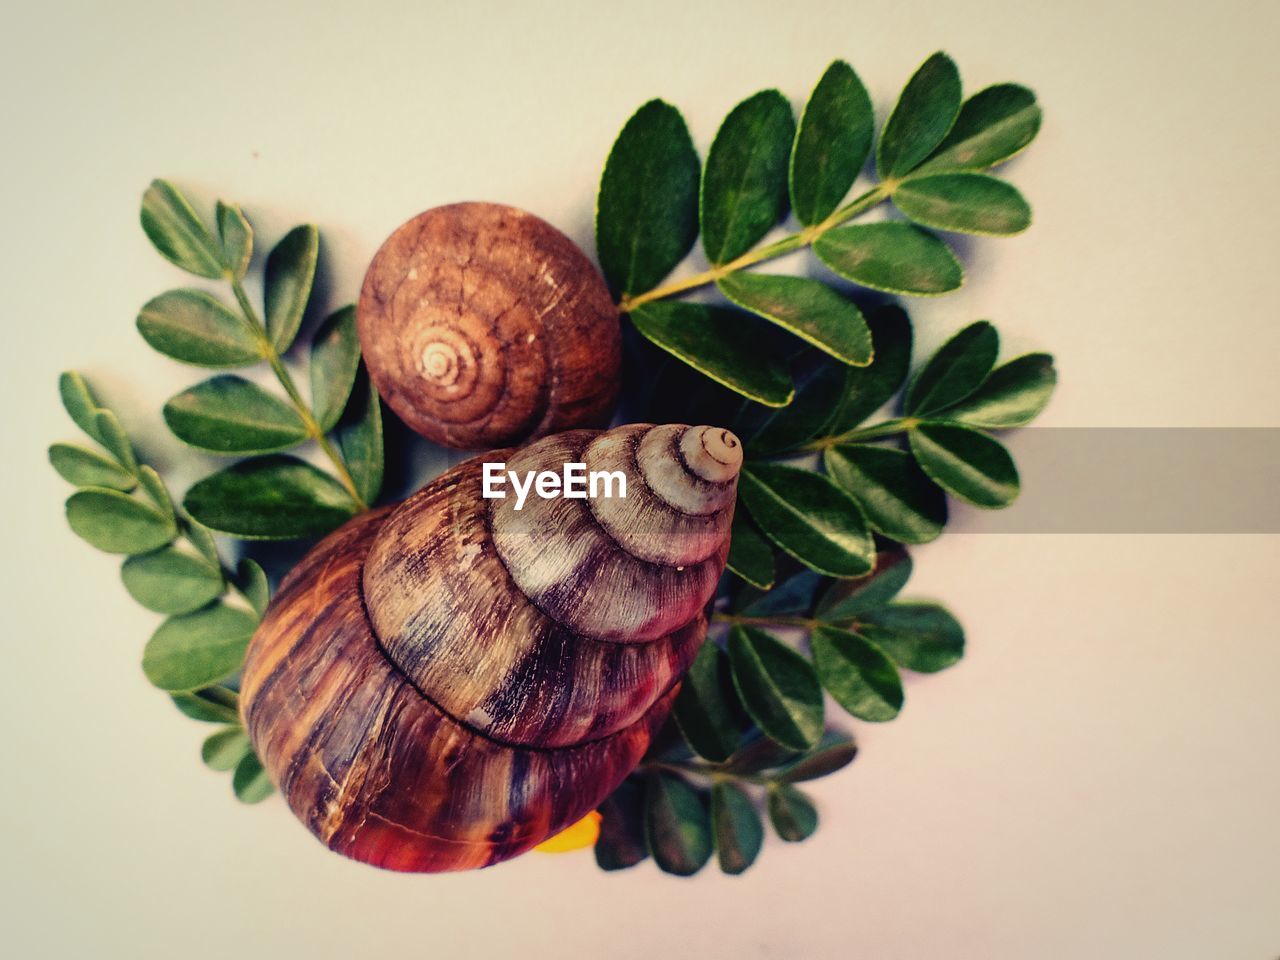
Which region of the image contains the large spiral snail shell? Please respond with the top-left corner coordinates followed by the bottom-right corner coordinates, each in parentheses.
top-left (240, 423), bottom-right (742, 871)
top-left (357, 203), bottom-right (622, 449)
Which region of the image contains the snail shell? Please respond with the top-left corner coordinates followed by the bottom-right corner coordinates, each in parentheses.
top-left (357, 202), bottom-right (622, 449)
top-left (240, 423), bottom-right (742, 871)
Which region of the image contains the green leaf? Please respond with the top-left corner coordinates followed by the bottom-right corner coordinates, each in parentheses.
top-left (876, 52), bottom-right (962, 180)
top-left (122, 546), bottom-right (224, 614)
top-left (790, 60), bottom-right (875, 226)
top-left (596, 100), bottom-right (701, 297)
top-left (941, 353), bottom-right (1057, 428)
top-left (629, 302), bottom-right (793, 407)
top-left (183, 455), bottom-right (359, 539)
top-left (919, 83), bottom-right (1042, 173)
top-left (724, 735), bottom-right (801, 775)
top-left (336, 371), bottom-right (384, 505)
top-left (824, 306), bottom-right (913, 436)
top-left (739, 464), bottom-right (874, 578)
top-left (48, 443), bottom-right (136, 491)
top-left (58, 371), bottom-right (104, 443)
top-left (894, 173), bottom-right (1031, 236)
top-left (171, 686), bottom-right (240, 724)
top-left (768, 784), bottom-right (818, 842)
top-left (814, 222), bottom-right (962, 296)
top-left (905, 320), bottom-right (999, 416)
top-left (700, 90), bottom-right (795, 264)
top-left (264, 225), bottom-right (319, 353)
top-left (310, 306), bottom-right (361, 432)
top-left (726, 512), bottom-right (775, 589)
top-left (93, 410), bottom-right (138, 474)
top-left (825, 444), bottom-right (946, 544)
top-left (644, 772), bottom-right (712, 876)
top-left (65, 490), bottom-right (176, 554)
top-left (712, 782), bottom-right (764, 875)
top-left (232, 751), bottom-right (274, 803)
top-left (744, 358), bottom-right (849, 456)
top-left (717, 273), bottom-right (872, 366)
top-left (811, 626), bottom-right (904, 722)
top-left (140, 180), bottom-right (224, 279)
top-left (860, 601), bottom-right (965, 673)
top-left (163, 375), bottom-right (309, 454)
top-left (815, 547), bottom-right (913, 621)
top-left (202, 726), bottom-right (250, 772)
top-left (184, 519), bottom-right (222, 566)
top-left (595, 777), bottom-right (649, 871)
top-left (735, 569), bottom-right (822, 618)
top-left (236, 558), bottom-right (270, 617)
top-left (137, 466), bottom-right (175, 517)
top-left (137, 289), bottom-right (261, 368)
top-left (673, 642), bottom-right (752, 763)
top-left (908, 421), bottom-right (1019, 508)
top-left (141, 603), bottom-right (257, 692)
top-left (727, 625), bottom-right (824, 751)
top-left (777, 732), bottom-right (858, 784)
top-left (215, 201), bottom-right (253, 279)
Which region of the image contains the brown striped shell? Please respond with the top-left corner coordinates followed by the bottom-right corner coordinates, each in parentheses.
top-left (240, 423), bottom-right (741, 872)
top-left (357, 203), bottom-right (621, 449)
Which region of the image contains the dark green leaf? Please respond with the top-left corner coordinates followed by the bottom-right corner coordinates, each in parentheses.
top-left (814, 222), bottom-right (962, 295)
top-left (876, 53), bottom-right (962, 179)
top-left (595, 777), bottom-right (649, 871)
top-left (673, 642), bottom-right (752, 762)
top-left (183, 455), bottom-right (359, 539)
top-left (58, 371), bottom-right (104, 443)
top-left (790, 60), bottom-right (875, 226)
top-left (336, 371), bottom-right (384, 505)
top-left (894, 173), bottom-right (1030, 236)
top-left (121, 546), bottom-right (224, 614)
top-left (236, 558), bottom-right (270, 617)
top-left (726, 512), bottom-right (775, 589)
top-left (905, 320), bottom-right (999, 416)
top-left (163, 375), bottom-right (309, 454)
top-left (597, 100), bottom-right (700, 297)
top-left (777, 732), bottom-right (858, 783)
top-left (644, 772), bottom-right (712, 876)
top-left (735, 569), bottom-right (822, 618)
top-left (183, 519), bottom-right (222, 566)
top-left (264, 225), bottom-right (319, 353)
top-left (48, 443), bottom-right (135, 491)
top-left (93, 410), bottom-right (138, 473)
top-left (811, 626), bottom-right (904, 722)
top-left (743, 358), bottom-right (849, 456)
top-left (823, 306), bottom-right (914, 436)
top-left (768, 784), bottom-right (818, 841)
top-left (629, 302), bottom-right (793, 407)
top-left (137, 466), bottom-right (175, 517)
top-left (825, 444), bottom-right (946, 543)
top-left (920, 83), bottom-right (1042, 173)
top-left (65, 490), bottom-right (176, 554)
top-left (140, 180), bottom-right (224, 279)
top-left (860, 601), bottom-right (965, 673)
top-left (739, 464), bottom-right (874, 577)
top-left (724, 735), bottom-right (801, 775)
top-left (909, 421), bottom-right (1019, 508)
top-left (941, 353), bottom-right (1057, 428)
top-left (712, 782), bottom-right (764, 875)
top-left (215, 201), bottom-right (253, 279)
top-left (171, 686), bottom-right (240, 724)
top-left (137, 289), bottom-right (260, 368)
top-left (815, 547), bottom-right (913, 621)
top-left (727, 625), bottom-right (824, 751)
top-left (202, 726), bottom-right (250, 771)
top-left (701, 89), bottom-right (795, 264)
top-left (310, 306), bottom-right (361, 432)
top-left (717, 273), bottom-right (872, 366)
top-left (141, 603), bottom-right (257, 692)
top-left (232, 751), bottom-right (274, 803)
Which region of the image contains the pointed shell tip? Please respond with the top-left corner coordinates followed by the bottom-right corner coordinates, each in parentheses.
top-left (682, 425), bottom-right (743, 484)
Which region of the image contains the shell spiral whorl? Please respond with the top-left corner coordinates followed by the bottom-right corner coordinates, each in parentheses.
top-left (240, 423), bottom-right (740, 872)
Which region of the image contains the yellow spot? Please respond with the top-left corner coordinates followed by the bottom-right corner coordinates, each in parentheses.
top-left (533, 811), bottom-right (602, 854)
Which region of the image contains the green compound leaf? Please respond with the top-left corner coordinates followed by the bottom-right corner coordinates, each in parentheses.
top-left (777, 732), bottom-right (858, 784)
top-left (727, 625), bottom-right (824, 751)
top-left (141, 603), bottom-right (257, 692)
top-left (860, 601), bottom-right (965, 673)
top-left (712, 781), bottom-right (764, 875)
top-left (735, 568), bottom-right (822, 619)
top-left (790, 59), bottom-right (875, 226)
top-left (894, 173), bottom-right (1031, 236)
top-left (919, 83), bottom-right (1042, 174)
top-left (673, 642), bottom-right (752, 763)
top-left (717, 272), bottom-right (872, 366)
top-left (164, 375), bottom-right (309, 454)
top-left (905, 320), bottom-right (999, 416)
top-left (876, 52), bottom-right (962, 180)
top-left (768, 783), bottom-right (818, 842)
top-left (645, 772), bottom-right (712, 876)
top-left (814, 222), bottom-right (962, 296)
top-left (121, 545), bottom-right (224, 615)
top-left (815, 547), bottom-right (913, 622)
top-left (629, 302), bottom-right (793, 407)
top-left (941, 353), bottom-right (1057, 428)
top-left (336, 370), bottom-right (384, 505)
top-left (65, 489), bottom-right (176, 555)
top-left (744, 358), bottom-right (849, 456)
top-left (264, 225), bottom-right (319, 353)
top-left (701, 89), bottom-right (795, 265)
top-left (93, 410), bottom-right (138, 474)
top-left (595, 777), bottom-right (649, 871)
top-left (811, 625), bottom-right (904, 722)
top-left (58, 371), bottom-right (105, 443)
top-left (171, 686), bottom-right (240, 724)
top-left (909, 421), bottom-right (1019, 508)
top-left (236, 558), bottom-right (270, 617)
top-left (232, 751), bottom-right (275, 803)
top-left (823, 305), bottom-right (913, 436)
top-left (726, 512), bottom-right (775, 589)
top-left (825, 444), bottom-right (947, 544)
top-left (215, 201), bottom-right (253, 280)
top-left (310, 306), bottom-right (361, 432)
top-left (597, 100), bottom-right (701, 298)
top-left (48, 443), bottom-right (136, 491)
top-left (140, 179), bottom-right (224, 279)
top-left (137, 289), bottom-right (261, 368)
top-left (183, 454), bottom-right (359, 539)
top-left (201, 726), bottom-right (251, 772)
top-left (137, 466), bottom-right (175, 517)
top-left (739, 463), bottom-right (874, 578)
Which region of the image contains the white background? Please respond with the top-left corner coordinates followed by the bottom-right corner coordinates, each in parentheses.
top-left (2, 1), bottom-right (1277, 957)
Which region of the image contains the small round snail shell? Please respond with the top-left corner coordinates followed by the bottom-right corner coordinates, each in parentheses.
top-left (357, 203), bottom-right (622, 449)
top-left (240, 423), bottom-right (742, 872)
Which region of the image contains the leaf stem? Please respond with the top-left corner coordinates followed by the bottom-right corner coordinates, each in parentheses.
top-left (804, 416), bottom-right (919, 451)
top-left (713, 612), bottom-right (825, 631)
top-left (642, 760), bottom-right (774, 787)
